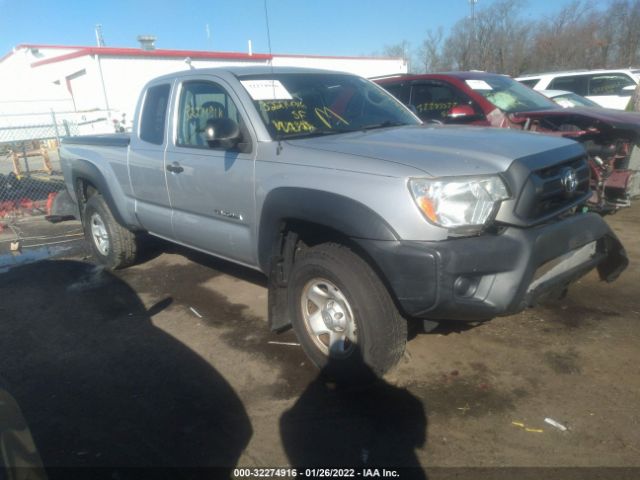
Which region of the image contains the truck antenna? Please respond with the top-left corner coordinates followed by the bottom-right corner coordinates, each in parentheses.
top-left (263, 0), bottom-right (274, 65)
top-left (263, 0), bottom-right (282, 154)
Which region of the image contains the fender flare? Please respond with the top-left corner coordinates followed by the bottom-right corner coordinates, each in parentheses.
top-left (71, 159), bottom-right (130, 228)
top-left (257, 187), bottom-right (399, 272)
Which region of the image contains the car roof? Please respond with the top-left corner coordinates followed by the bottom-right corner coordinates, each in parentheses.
top-left (375, 71), bottom-right (510, 82)
top-left (150, 65), bottom-right (351, 83)
top-left (516, 68), bottom-right (640, 80)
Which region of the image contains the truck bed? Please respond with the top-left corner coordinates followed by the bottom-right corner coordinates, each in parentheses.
top-left (62, 133), bottom-right (130, 147)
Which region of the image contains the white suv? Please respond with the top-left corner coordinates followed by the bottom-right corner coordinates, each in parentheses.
top-left (516, 69), bottom-right (640, 110)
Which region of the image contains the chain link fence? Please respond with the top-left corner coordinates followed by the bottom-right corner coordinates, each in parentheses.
top-left (0, 111), bottom-right (112, 232)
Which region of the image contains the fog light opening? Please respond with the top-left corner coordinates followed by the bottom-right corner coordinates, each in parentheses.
top-left (454, 276), bottom-right (479, 298)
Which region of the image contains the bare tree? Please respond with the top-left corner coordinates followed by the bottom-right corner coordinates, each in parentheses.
top-left (437, 0), bottom-right (531, 74)
top-left (382, 40), bottom-right (413, 71)
top-left (610, 0), bottom-right (640, 66)
top-left (389, 0), bottom-right (640, 78)
top-left (527, 1), bottom-right (603, 72)
top-left (418, 28), bottom-right (448, 72)
top-left (474, 0), bottom-right (531, 74)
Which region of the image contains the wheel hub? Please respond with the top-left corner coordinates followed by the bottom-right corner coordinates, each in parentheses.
top-left (90, 213), bottom-right (109, 256)
top-left (300, 278), bottom-right (357, 357)
top-left (321, 300), bottom-right (347, 332)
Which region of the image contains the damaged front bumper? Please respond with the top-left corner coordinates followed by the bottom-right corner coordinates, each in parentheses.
top-left (356, 212), bottom-right (628, 320)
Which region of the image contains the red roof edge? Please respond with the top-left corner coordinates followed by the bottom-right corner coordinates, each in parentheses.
top-left (0, 50), bottom-right (14, 63)
top-left (2, 44), bottom-right (405, 67)
top-left (1, 44), bottom-right (88, 64)
top-left (16, 43), bottom-right (93, 50)
top-left (31, 47), bottom-right (273, 68)
top-left (31, 49), bottom-right (90, 67)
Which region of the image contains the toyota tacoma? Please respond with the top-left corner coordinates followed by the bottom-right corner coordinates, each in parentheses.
top-left (59, 67), bottom-right (627, 376)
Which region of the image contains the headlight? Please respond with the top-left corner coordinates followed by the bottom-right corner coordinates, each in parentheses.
top-left (409, 176), bottom-right (510, 234)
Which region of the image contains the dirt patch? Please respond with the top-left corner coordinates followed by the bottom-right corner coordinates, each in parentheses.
top-left (119, 253), bottom-right (315, 400)
top-left (544, 349), bottom-right (582, 374)
top-left (537, 300), bottom-right (622, 329)
top-left (405, 369), bottom-right (516, 418)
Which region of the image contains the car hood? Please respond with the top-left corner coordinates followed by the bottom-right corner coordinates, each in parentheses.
top-left (514, 107), bottom-right (640, 130)
top-left (288, 125), bottom-right (583, 177)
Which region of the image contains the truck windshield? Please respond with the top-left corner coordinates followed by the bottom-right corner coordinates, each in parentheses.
top-left (467, 76), bottom-right (559, 113)
top-left (239, 73), bottom-right (419, 139)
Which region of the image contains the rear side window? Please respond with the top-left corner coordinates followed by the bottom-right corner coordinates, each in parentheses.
top-left (140, 84), bottom-right (171, 145)
top-left (548, 75), bottom-right (588, 96)
top-left (588, 74), bottom-right (635, 95)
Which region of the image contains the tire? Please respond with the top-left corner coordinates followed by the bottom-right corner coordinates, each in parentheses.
top-left (288, 243), bottom-right (407, 379)
top-left (83, 194), bottom-right (137, 270)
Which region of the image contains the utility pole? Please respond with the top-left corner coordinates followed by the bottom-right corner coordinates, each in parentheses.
top-left (95, 24), bottom-right (105, 47)
top-left (469, 0), bottom-right (478, 69)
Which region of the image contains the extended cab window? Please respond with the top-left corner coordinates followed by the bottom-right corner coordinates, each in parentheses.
top-left (177, 81), bottom-right (243, 148)
top-left (410, 81), bottom-right (478, 121)
top-left (140, 84), bottom-right (170, 145)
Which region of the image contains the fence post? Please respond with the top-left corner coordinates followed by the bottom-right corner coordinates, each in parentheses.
top-left (50, 110), bottom-right (61, 145)
top-left (21, 142), bottom-right (31, 175)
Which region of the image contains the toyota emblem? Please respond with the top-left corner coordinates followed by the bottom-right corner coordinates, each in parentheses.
top-left (561, 167), bottom-right (578, 194)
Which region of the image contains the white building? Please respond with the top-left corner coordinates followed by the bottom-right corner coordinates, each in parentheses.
top-left (0, 43), bottom-right (407, 139)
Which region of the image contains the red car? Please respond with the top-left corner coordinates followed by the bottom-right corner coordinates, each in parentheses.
top-left (376, 72), bottom-right (640, 213)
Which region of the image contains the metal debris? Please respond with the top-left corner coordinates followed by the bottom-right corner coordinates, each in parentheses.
top-left (544, 417), bottom-right (568, 431)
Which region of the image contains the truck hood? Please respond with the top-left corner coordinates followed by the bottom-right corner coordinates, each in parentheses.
top-left (288, 125), bottom-right (583, 177)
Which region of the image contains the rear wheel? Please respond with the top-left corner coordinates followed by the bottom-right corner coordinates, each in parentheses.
top-left (83, 194), bottom-right (137, 270)
top-left (288, 243), bottom-right (407, 378)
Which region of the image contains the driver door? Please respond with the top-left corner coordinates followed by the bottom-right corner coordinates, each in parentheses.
top-left (164, 77), bottom-right (257, 265)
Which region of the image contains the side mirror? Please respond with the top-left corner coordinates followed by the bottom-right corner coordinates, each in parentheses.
top-left (446, 104), bottom-right (479, 122)
top-left (622, 84), bottom-right (636, 96)
top-left (205, 117), bottom-right (241, 148)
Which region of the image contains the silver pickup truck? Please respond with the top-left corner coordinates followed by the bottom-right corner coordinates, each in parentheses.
top-left (60, 66), bottom-right (627, 377)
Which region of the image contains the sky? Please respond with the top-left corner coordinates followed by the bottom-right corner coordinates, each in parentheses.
top-left (0, 0), bottom-right (579, 58)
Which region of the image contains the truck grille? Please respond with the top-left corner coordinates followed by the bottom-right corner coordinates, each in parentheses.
top-left (514, 156), bottom-right (591, 221)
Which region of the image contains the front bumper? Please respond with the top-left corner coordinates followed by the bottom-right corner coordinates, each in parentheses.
top-left (355, 213), bottom-right (627, 320)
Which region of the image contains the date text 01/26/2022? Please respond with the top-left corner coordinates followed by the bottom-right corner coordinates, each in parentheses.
top-left (233, 468), bottom-right (400, 478)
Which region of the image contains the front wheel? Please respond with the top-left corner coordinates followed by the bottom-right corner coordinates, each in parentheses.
top-left (288, 243), bottom-right (407, 378)
top-left (83, 194), bottom-right (137, 270)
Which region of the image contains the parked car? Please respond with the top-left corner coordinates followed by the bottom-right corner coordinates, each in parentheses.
top-left (376, 72), bottom-right (640, 212)
top-left (516, 69), bottom-right (640, 110)
top-left (541, 89), bottom-right (602, 108)
top-left (59, 67), bottom-right (627, 377)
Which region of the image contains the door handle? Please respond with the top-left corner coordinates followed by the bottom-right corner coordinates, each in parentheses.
top-left (166, 162), bottom-right (184, 174)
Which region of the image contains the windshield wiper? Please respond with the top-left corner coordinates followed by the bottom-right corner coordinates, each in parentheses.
top-left (282, 129), bottom-right (351, 140)
top-left (358, 121), bottom-right (407, 131)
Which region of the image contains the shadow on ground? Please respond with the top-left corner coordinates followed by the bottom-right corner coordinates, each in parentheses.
top-left (280, 349), bottom-right (428, 478)
top-left (0, 260), bottom-right (252, 476)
